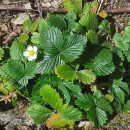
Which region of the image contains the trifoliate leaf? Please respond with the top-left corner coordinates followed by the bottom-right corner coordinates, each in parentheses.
top-left (27, 104), bottom-right (53, 124)
top-left (63, 0), bottom-right (82, 13)
top-left (10, 41), bottom-right (25, 61)
top-left (79, 11), bottom-right (98, 30)
top-left (55, 64), bottom-right (77, 81)
top-left (46, 113), bottom-right (74, 128)
top-left (76, 94), bottom-right (112, 127)
top-left (38, 27), bottom-right (87, 74)
top-left (7, 60), bottom-right (37, 87)
top-left (59, 105), bottom-right (82, 121)
top-left (77, 69), bottom-right (96, 84)
top-left (0, 47), bottom-right (4, 61)
top-left (18, 33), bottom-right (29, 42)
top-left (86, 30), bottom-right (99, 44)
top-left (47, 14), bottom-right (67, 30)
top-left (40, 85), bottom-right (63, 110)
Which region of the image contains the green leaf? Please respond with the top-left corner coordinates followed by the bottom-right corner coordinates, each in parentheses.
top-left (59, 105), bottom-right (82, 121)
top-left (111, 80), bottom-right (129, 103)
top-left (31, 32), bottom-right (40, 44)
top-left (76, 94), bottom-right (111, 127)
top-left (62, 82), bottom-right (82, 97)
top-left (75, 94), bottom-right (95, 110)
top-left (47, 113), bottom-right (74, 128)
top-left (0, 47), bottom-right (4, 61)
top-left (18, 33), bottom-right (29, 42)
top-left (77, 69), bottom-right (96, 84)
top-left (96, 98), bottom-right (113, 114)
top-left (86, 30), bottom-right (99, 44)
top-left (38, 27), bottom-right (87, 73)
top-left (79, 11), bottom-right (98, 30)
top-left (47, 14), bottom-right (67, 30)
top-left (124, 50), bottom-right (130, 62)
top-left (65, 12), bottom-right (77, 31)
top-left (22, 19), bottom-right (33, 33)
top-left (63, 0), bottom-right (82, 13)
top-left (87, 107), bottom-right (107, 127)
top-left (86, 48), bottom-right (115, 76)
top-left (113, 33), bottom-right (129, 51)
top-left (10, 41), bottom-right (25, 61)
top-left (40, 85), bottom-right (63, 110)
top-left (30, 19), bottom-right (40, 33)
top-left (27, 104), bottom-right (53, 124)
top-left (55, 64), bottom-right (77, 81)
top-left (7, 60), bottom-right (37, 87)
top-left (98, 20), bottom-right (111, 34)
top-left (123, 101), bottom-right (130, 113)
top-left (58, 84), bottom-right (70, 104)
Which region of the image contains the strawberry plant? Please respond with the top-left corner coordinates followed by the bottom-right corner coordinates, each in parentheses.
top-left (0, 0), bottom-right (130, 129)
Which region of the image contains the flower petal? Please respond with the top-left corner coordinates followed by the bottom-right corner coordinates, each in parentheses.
top-left (27, 45), bottom-right (33, 51)
top-left (28, 56), bottom-right (34, 61)
top-left (33, 46), bottom-right (37, 52)
top-left (23, 51), bottom-right (29, 57)
top-left (33, 54), bottom-right (37, 59)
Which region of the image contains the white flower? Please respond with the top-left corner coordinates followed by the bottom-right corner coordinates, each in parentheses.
top-left (23, 45), bottom-right (37, 61)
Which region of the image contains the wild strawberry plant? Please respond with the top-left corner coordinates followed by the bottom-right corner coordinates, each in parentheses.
top-left (0, 0), bottom-right (130, 129)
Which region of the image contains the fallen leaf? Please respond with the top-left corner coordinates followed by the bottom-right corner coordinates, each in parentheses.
top-left (11, 13), bottom-right (30, 25)
top-left (97, 10), bottom-right (108, 19)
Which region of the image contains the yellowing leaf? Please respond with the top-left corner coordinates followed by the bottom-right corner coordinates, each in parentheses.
top-left (46, 113), bottom-right (74, 128)
top-left (97, 10), bottom-right (108, 19)
top-left (105, 94), bottom-right (114, 102)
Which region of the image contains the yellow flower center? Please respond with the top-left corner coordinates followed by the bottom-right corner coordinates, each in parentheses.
top-left (29, 50), bottom-right (35, 56)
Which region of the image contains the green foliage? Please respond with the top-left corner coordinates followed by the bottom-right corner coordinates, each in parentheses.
top-left (111, 80), bottom-right (129, 103)
top-left (77, 69), bottom-right (96, 84)
top-left (0, 78), bottom-right (15, 95)
top-left (7, 60), bottom-right (37, 87)
top-left (85, 48), bottom-right (115, 76)
top-left (55, 64), bottom-right (77, 81)
top-left (86, 30), bottom-right (99, 44)
top-left (76, 94), bottom-right (113, 127)
top-left (1, 1), bottom-right (130, 129)
top-left (40, 85), bottom-right (63, 110)
top-left (10, 41), bottom-right (25, 61)
top-left (0, 47), bottom-right (4, 61)
top-left (27, 104), bottom-right (53, 124)
top-left (63, 0), bottom-right (82, 13)
top-left (79, 11), bottom-right (98, 30)
top-left (38, 27), bottom-right (87, 73)
top-left (47, 14), bottom-right (67, 30)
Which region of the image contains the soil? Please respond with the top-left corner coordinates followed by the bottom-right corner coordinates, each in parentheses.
top-left (0, 0), bottom-right (130, 130)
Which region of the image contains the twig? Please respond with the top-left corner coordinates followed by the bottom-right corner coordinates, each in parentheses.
top-left (0, 4), bottom-right (67, 13)
top-left (97, 0), bottom-right (104, 13)
top-left (36, 0), bottom-right (42, 18)
top-left (106, 7), bottom-right (130, 13)
top-left (1, 3), bottom-right (130, 14)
